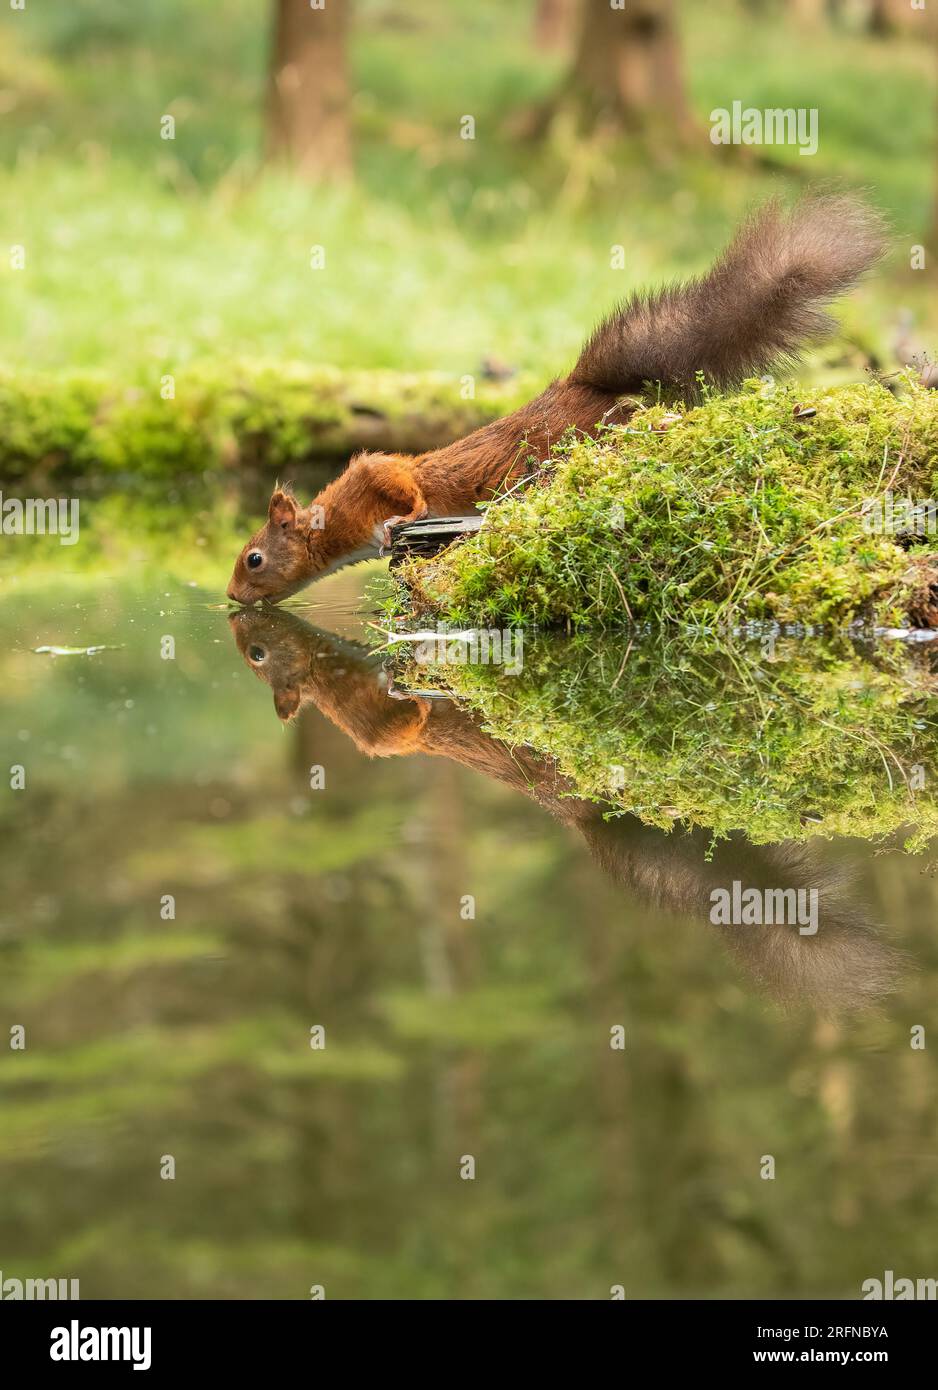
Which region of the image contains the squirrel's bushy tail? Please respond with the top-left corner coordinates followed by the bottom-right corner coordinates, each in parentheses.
top-left (571, 194), bottom-right (888, 394)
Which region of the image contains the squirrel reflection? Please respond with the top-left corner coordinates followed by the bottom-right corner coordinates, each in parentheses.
top-left (229, 607), bottom-right (902, 1011)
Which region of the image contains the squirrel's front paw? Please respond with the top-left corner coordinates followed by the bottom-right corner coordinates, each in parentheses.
top-left (380, 516), bottom-right (405, 552)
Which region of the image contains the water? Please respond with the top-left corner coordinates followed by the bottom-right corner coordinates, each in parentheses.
top-left (1, 571), bottom-right (937, 1300)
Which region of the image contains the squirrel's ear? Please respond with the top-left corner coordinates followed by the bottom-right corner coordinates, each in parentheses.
top-left (268, 489), bottom-right (300, 530)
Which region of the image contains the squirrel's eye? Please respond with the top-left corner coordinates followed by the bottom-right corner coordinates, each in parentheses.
top-left (249, 645), bottom-right (266, 663)
top-left (247, 551), bottom-right (263, 570)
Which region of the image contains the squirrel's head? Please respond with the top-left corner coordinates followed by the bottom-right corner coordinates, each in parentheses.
top-left (227, 487), bottom-right (322, 604)
top-left (228, 606), bottom-right (315, 719)
top-left (228, 605), bottom-right (434, 751)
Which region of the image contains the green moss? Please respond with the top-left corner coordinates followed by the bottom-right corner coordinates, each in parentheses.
top-left (0, 362), bottom-right (534, 487)
top-left (0, 371), bottom-right (106, 482)
top-left (401, 379), bottom-right (938, 631)
top-left (397, 633), bottom-right (938, 850)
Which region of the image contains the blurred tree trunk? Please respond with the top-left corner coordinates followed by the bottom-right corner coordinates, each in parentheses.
top-left (534, 0), bottom-right (577, 52)
top-left (266, 0), bottom-right (351, 179)
top-left (869, 0), bottom-right (892, 34)
top-left (869, 0), bottom-right (920, 34)
top-left (933, 103), bottom-right (938, 278)
top-left (790, 0), bottom-right (828, 24)
top-left (542, 0), bottom-right (693, 139)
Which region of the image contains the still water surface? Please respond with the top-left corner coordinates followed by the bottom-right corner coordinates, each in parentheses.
top-left (1, 570), bottom-right (936, 1299)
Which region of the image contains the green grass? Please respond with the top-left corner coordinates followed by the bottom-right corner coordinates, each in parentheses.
top-left (398, 379), bottom-right (938, 631)
top-left (0, 0), bottom-right (933, 381)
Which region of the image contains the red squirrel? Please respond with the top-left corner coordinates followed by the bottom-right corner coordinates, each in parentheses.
top-left (227, 195), bottom-right (885, 604)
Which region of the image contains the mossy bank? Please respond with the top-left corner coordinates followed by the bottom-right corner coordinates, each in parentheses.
top-left (398, 379), bottom-right (938, 632)
top-left (394, 634), bottom-right (938, 851)
top-left (0, 362), bottom-right (533, 491)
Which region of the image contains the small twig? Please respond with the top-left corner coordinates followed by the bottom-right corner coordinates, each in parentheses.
top-left (605, 565), bottom-right (633, 623)
top-left (610, 638), bottom-right (634, 690)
